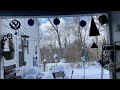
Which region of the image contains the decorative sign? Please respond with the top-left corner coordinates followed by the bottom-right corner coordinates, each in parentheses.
top-left (98, 15), bottom-right (108, 25)
top-left (28, 19), bottom-right (34, 26)
top-left (9, 19), bottom-right (21, 30)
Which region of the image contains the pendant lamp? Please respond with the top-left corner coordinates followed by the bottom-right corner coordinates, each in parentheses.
top-left (89, 18), bottom-right (100, 36)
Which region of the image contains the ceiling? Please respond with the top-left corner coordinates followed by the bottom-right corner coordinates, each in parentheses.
top-left (0, 0), bottom-right (118, 16)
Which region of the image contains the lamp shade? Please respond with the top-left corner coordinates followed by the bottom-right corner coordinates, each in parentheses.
top-left (89, 18), bottom-right (100, 36)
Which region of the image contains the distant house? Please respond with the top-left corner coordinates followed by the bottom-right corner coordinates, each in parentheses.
top-left (0, 17), bottom-right (40, 79)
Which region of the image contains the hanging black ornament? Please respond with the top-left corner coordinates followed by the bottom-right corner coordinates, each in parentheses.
top-left (53, 18), bottom-right (60, 25)
top-left (79, 20), bottom-right (86, 27)
top-left (91, 42), bottom-right (98, 48)
top-left (98, 15), bottom-right (108, 25)
top-left (9, 19), bottom-right (21, 30)
top-left (28, 19), bottom-right (34, 26)
top-left (15, 32), bottom-right (17, 35)
top-left (89, 18), bottom-right (100, 36)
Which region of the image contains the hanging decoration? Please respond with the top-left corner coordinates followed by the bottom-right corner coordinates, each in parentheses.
top-left (89, 18), bottom-right (100, 36)
top-left (15, 32), bottom-right (17, 35)
top-left (28, 19), bottom-right (34, 26)
top-left (1, 33), bottom-right (15, 60)
top-left (98, 15), bottom-right (108, 25)
top-left (79, 20), bottom-right (86, 27)
top-left (91, 42), bottom-right (98, 48)
top-left (53, 18), bottom-right (60, 25)
top-left (9, 19), bottom-right (21, 30)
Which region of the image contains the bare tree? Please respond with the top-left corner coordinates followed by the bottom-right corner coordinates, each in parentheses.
top-left (48, 18), bottom-right (63, 59)
top-left (39, 14), bottom-right (108, 63)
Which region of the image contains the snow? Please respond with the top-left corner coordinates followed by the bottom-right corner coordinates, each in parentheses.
top-left (20, 66), bottom-right (42, 79)
top-left (40, 61), bottom-right (110, 79)
top-left (21, 61), bottom-right (109, 79)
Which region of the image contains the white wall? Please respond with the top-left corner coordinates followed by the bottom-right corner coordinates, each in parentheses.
top-left (0, 17), bottom-right (40, 78)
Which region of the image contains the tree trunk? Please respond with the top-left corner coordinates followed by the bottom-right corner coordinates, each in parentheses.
top-left (56, 26), bottom-right (63, 58)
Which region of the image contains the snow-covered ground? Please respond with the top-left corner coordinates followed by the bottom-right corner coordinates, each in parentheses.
top-left (40, 61), bottom-right (110, 79)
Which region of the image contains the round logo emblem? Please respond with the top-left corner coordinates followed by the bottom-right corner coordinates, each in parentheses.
top-left (9, 19), bottom-right (21, 30)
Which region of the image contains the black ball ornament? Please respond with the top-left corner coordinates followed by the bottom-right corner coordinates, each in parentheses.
top-left (28, 19), bottom-right (34, 26)
top-left (53, 18), bottom-right (60, 25)
top-left (79, 20), bottom-right (86, 27)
